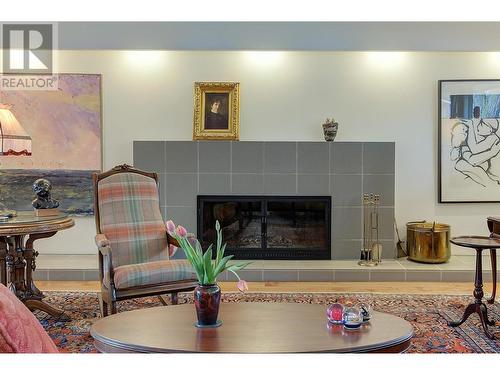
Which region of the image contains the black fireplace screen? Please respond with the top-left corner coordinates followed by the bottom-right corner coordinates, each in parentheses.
top-left (197, 196), bottom-right (331, 260)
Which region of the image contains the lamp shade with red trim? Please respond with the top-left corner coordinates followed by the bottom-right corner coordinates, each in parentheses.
top-left (0, 105), bottom-right (32, 156)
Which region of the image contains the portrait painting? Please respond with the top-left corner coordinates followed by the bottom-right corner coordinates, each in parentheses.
top-left (439, 80), bottom-right (500, 202)
top-left (204, 93), bottom-right (229, 130)
top-left (0, 73), bottom-right (102, 215)
top-left (193, 82), bottom-right (239, 140)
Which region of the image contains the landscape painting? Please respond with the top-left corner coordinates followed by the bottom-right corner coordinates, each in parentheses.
top-left (439, 80), bottom-right (500, 203)
top-left (0, 74), bottom-right (102, 215)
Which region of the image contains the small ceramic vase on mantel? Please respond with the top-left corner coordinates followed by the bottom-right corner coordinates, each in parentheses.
top-left (322, 118), bottom-right (339, 141)
top-left (193, 283), bottom-right (222, 327)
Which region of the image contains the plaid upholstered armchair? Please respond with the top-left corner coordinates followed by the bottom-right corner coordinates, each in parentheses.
top-left (93, 164), bottom-right (197, 316)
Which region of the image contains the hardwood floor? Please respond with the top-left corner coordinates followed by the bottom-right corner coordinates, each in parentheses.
top-left (36, 280), bottom-right (482, 295)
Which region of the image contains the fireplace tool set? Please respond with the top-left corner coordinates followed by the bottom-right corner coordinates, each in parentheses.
top-left (359, 193), bottom-right (382, 267)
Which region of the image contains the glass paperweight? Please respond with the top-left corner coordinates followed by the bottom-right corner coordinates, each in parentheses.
top-left (355, 302), bottom-right (373, 322)
top-left (326, 303), bottom-right (344, 324)
top-left (342, 306), bottom-right (363, 330)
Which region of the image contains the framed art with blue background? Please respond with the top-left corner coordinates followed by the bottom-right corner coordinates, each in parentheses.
top-left (439, 79), bottom-right (500, 203)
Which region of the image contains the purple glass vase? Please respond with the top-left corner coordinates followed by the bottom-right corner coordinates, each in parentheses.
top-left (194, 283), bottom-right (222, 327)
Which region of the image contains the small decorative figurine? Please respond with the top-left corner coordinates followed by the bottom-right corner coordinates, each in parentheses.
top-left (322, 118), bottom-right (339, 141)
top-left (32, 179), bottom-right (60, 216)
top-left (326, 303), bottom-right (345, 324)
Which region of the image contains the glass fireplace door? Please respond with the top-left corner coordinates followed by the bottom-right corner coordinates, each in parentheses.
top-left (199, 199), bottom-right (263, 252)
top-left (198, 195), bottom-right (331, 259)
top-left (266, 200), bottom-right (329, 250)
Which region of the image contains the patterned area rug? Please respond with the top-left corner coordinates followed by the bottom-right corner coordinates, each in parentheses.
top-left (35, 292), bottom-right (500, 353)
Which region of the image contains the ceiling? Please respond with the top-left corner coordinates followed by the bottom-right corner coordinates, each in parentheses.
top-left (57, 22), bottom-right (500, 51)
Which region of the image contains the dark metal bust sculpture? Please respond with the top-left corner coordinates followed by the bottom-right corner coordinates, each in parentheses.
top-left (32, 178), bottom-right (59, 209)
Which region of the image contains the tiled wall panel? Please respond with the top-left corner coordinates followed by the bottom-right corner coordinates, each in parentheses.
top-left (134, 141), bottom-right (395, 260)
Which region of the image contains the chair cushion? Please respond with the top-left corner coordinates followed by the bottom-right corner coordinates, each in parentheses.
top-left (98, 172), bottom-right (169, 268)
top-left (0, 284), bottom-right (58, 353)
top-left (113, 259), bottom-right (196, 290)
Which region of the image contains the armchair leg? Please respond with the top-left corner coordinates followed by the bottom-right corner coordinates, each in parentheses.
top-left (171, 292), bottom-right (178, 305)
top-left (102, 301), bottom-right (108, 317)
top-left (159, 295), bottom-right (169, 305)
top-left (98, 293), bottom-right (108, 317)
top-left (158, 293), bottom-right (179, 305)
top-left (110, 301), bottom-right (117, 315)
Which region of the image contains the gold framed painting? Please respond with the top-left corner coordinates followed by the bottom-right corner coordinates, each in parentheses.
top-left (193, 81), bottom-right (240, 140)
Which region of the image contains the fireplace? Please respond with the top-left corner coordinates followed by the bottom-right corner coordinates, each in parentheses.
top-left (197, 195), bottom-right (331, 260)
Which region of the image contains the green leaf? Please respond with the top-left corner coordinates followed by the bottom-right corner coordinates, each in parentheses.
top-left (203, 247), bottom-right (214, 284)
top-left (217, 232), bottom-right (222, 255)
top-left (220, 243), bottom-right (226, 256)
top-left (195, 240), bottom-right (204, 258)
top-left (184, 242), bottom-right (198, 264)
top-left (190, 240), bottom-right (203, 263)
top-left (181, 241), bottom-right (203, 273)
top-left (206, 243), bottom-right (213, 256)
top-left (174, 220), bottom-right (251, 285)
top-left (225, 261), bottom-right (252, 273)
top-left (215, 241), bottom-right (226, 270)
top-left (224, 261), bottom-right (252, 282)
top-left (213, 254), bottom-right (233, 277)
top-left (228, 268), bottom-right (241, 281)
top-left (177, 239), bottom-right (204, 282)
top-left (214, 221), bottom-right (227, 272)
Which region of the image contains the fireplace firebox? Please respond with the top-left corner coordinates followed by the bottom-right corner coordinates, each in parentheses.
top-left (197, 195), bottom-right (331, 260)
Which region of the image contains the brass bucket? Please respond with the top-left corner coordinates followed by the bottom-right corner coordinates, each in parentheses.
top-left (406, 221), bottom-right (451, 264)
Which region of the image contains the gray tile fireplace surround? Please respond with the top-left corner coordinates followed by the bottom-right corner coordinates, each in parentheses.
top-left (133, 141), bottom-right (395, 261)
top-left (36, 142), bottom-right (489, 282)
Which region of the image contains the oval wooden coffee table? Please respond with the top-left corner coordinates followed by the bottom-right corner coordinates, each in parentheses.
top-left (90, 303), bottom-right (413, 353)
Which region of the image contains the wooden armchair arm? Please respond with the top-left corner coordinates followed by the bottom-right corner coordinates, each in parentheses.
top-left (95, 233), bottom-right (113, 288)
top-left (95, 233), bottom-right (110, 248)
top-left (167, 232), bottom-right (180, 248)
top-left (166, 231), bottom-right (197, 258)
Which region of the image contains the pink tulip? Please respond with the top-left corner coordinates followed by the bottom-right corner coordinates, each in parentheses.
top-left (176, 225), bottom-right (187, 238)
top-left (166, 220), bottom-right (176, 235)
top-left (187, 235), bottom-right (198, 248)
top-left (237, 279), bottom-right (249, 293)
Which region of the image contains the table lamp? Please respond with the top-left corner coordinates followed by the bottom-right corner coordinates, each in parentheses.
top-left (0, 103), bottom-right (32, 219)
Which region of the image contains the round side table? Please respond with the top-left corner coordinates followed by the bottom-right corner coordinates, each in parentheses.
top-left (0, 211), bottom-right (74, 320)
top-left (449, 236), bottom-right (499, 339)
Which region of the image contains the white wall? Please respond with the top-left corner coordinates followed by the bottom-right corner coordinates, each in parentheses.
top-left (32, 50), bottom-right (500, 255)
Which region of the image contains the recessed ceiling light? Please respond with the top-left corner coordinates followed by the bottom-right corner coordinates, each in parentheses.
top-left (243, 51), bottom-right (284, 66)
